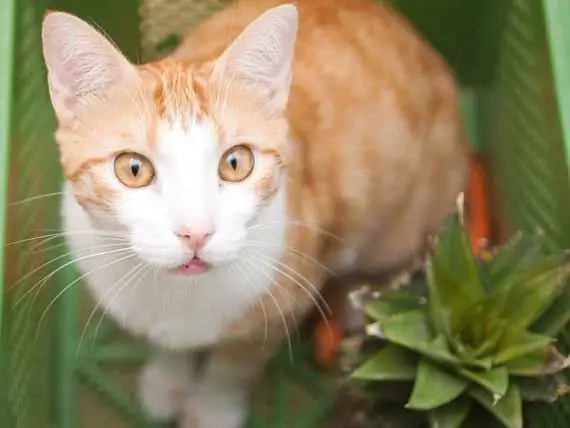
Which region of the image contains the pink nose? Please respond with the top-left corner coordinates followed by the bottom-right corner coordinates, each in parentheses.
top-left (176, 230), bottom-right (213, 252)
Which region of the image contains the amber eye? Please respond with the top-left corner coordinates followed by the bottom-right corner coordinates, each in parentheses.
top-left (218, 145), bottom-right (255, 182)
top-left (114, 152), bottom-right (155, 188)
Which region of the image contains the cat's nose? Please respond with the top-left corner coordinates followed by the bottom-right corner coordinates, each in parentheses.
top-left (176, 230), bottom-right (213, 253)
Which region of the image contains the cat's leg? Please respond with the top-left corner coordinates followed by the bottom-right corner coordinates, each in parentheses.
top-left (179, 337), bottom-right (280, 428)
top-left (138, 350), bottom-right (196, 422)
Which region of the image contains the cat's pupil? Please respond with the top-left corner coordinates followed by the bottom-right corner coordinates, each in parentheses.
top-left (229, 156), bottom-right (238, 170)
top-left (130, 160), bottom-right (140, 176)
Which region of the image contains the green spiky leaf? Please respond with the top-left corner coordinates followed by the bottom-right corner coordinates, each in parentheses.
top-left (352, 344), bottom-right (418, 381)
top-left (506, 345), bottom-right (570, 376)
top-left (428, 397), bottom-right (471, 428)
top-left (493, 253), bottom-right (570, 329)
top-left (426, 215), bottom-right (485, 338)
top-left (380, 311), bottom-right (461, 367)
top-left (364, 301), bottom-right (391, 322)
top-left (481, 231), bottom-right (545, 287)
top-left (459, 367), bottom-right (508, 398)
top-left (471, 319), bottom-right (505, 359)
top-left (364, 292), bottom-right (425, 322)
top-left (378, 309), bottom-right (433, 350)
top-left (406, 359), bottom-right (468, 411)
top-left (492, 327), bottom-right (552, 365)
top-left (424, 335), bottom-right (464, 367)
top-left (532, 285), bottom-right (570, 336)
top-left (469, 384), bottom-right (523, 428)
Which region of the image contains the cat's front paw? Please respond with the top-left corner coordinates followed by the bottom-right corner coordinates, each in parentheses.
top-left (138, 352), bottom-right (195, 422)
top-left (179, 387), bottom-right (248, 428)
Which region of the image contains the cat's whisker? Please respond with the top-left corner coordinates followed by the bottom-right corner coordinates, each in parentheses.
top-left (246, 239), bottom-right (335, 275)
top-left (35, 252), bottom-right (138, 338)
top-left (10, 249), bottom-right (80, 292)
top-left (9, 191), bottom-right (64, 207)
top-left (239, 256), bottom-right (301, 335)
top-left (29, 241), bottom-right (129, 255)
top-left (33, 227), bottom-right (129, 237)
top-left (28, 230), bottom-right (128, 252)
top-left (231, 262), bottom-right (269, 352)
top-left (247, 248), bottom-right (331, 316)
top-left (77, 260), bottom-right (145, 359)
top-left (248, 220), bottom-right (344, 243)
top-left (245, 249), bottom-right (332, 340)
top-left (9, 242), bottom-right (131, 293)
top-left (15, 247), bottom-right (134, 309)
top-left (6, 229), bottom-right (129, 247)
top-left (240, 257), bottom-right (294, 361)
top-left (89, 264), bottom-right (150, 356)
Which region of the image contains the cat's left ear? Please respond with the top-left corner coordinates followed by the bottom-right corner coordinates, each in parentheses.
top-left (42, 11), bottom-right (136, 124)
top-left (214, 4), bottom-right (299, 112)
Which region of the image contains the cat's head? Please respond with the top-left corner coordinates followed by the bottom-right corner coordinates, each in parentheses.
top-left (42, 5), bottom-right (298, 274)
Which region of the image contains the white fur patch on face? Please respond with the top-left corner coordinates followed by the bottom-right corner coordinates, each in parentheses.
top-left (104, 117), bottom-right (267, 270)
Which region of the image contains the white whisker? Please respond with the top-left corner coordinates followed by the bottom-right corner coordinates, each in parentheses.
top-left (240, 257), bottom-right (294, 361)
top-left (35, 252), bottom-right (138, 337)
top-left (245, 249), bottom-right (332, 338)
top-left (76, 261), bottom-right (145, 358)
top-left (246, 239), bottom-right (335, 275)
top-left (15, 247), bottom-right (133, 309)
top-left (9, 192), bottom-right (63, 206)
top-left (231, 262), bottom-right (269, 351)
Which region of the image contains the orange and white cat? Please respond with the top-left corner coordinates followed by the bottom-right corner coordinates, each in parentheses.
top-left (42, 0), bottom-right (468, 426)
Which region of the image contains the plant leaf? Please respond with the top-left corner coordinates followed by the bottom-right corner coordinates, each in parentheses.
top-left (364, 301), bottom-right (392, 322)
top-left (428, 397), bottom-right (471, 428)
top-left (364, 292), bottom-right (425, 322)
top-left (352, 344), bottom-right (418, 381)
top-left (472, 319), bottom-right (506, 359)
top-left (494, 252), bottom-right (570, 329)
top-left (532, 284), bottom-right (570, 336)
top-left (381, 312), bottom-right (462, 367)
top-left (426, 215), bottom-right (485, 337)
top-left (406, 359), bottom-right (469, 411)
top-left (481, 231), bottom-right (544, 287)
top-left (493, 327), bottom-right (552, 365)
top-left (379, 309), bottom-right (433, 352)
top-left (506, 345), bottom-right (570, 376)
top-left (469, 383), bottom-right (523, 428)
top-left (459, 367), bottom-right (509, 397)
top-left (424, 335), bottom-right (463, 366)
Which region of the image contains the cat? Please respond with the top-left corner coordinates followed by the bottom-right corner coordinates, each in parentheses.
top-left (41, 0), bottom-right (469, 426)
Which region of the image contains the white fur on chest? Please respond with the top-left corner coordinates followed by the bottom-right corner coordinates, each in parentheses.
top-left (62, 186), bottom-right (286, 350)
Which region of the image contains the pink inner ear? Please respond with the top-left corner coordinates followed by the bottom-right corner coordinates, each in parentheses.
top-left (47, 72), bottom-right (78, 123)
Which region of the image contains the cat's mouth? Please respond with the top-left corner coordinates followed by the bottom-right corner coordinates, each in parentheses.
top-left (173, 257), bottom-right (210, 276)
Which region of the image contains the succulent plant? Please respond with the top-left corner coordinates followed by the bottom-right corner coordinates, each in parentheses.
top-left (352, 198), bottom-right (570, 428)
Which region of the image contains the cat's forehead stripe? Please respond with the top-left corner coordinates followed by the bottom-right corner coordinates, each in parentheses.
top-left (141, 60), bottom-right (211, 127)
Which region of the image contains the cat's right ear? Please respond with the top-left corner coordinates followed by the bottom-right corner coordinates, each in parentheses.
top-left (41, 12), bottom-right (136, 124)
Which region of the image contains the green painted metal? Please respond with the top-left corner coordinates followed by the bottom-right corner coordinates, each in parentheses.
top-left (543, 0), bottom-right (570, 192)
top-left (0, 0), bottom-right (16, 337)
top-left (0, 0), bottom-right (16, 424)
top-left (55, 266), bottom-right (79, 428)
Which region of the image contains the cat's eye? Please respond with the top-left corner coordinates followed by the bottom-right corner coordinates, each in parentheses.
top-left (218, 145), bottom-right (255, 182)
top-left (114, 152), bottom-right (155, 188)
